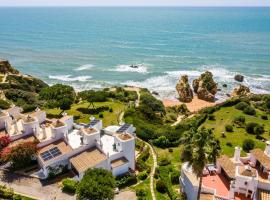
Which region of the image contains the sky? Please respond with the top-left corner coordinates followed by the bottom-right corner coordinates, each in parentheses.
top-left (0, 0), bottom-right (270, 7)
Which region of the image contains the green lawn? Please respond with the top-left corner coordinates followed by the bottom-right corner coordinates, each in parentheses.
top-left (201, 106), bottom-right (270, 156)
top-left (154, 146), bottom-right (182, 169)
top-left (131, 177), bottom-right (152, 200)
top-left (45, 100), bottom-right (127, 127)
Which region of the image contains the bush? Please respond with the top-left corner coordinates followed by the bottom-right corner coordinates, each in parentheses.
top-left (254, 124), bottom-right (265, 135)
top-left (156, 180), bottom-right (166, 193)
top-left (170, 170), bottom-right (180, 184)
top-left (225, 124), bottom-right (233, 132)
top-left (109, 108), bottom-right (113, 112)
top-left (233, 116), bottom-right (246, 124)
top-left (115, 174), bottom-right (137, 188)
top-left (261, 115), bottom-right (268, 120)
top-left (76, 168), bottom-right (115, 200)
top-left (246, 122), bottom-right (259, 134)
top-left (136, 189), bottom-right (147, 199)
top-left (158, 157), bottom-right (171, 166)
top-left (138, 147), bottom-right (150, 162)
top-left (138, 171), bottom-right (148, 180)
top-left (99, 113), bottom-right (104, 118)
top-left (0, 99), bottom-right (10, 109)
top-left (208, 114), bottom-right (215, 121)
top-left (242, 139), bottom-right (255, 152)
top-left (226, 142), bottom-right (232, 147)
top-left (235, 102), bottom-right (249, 110)
top-left (136, 158), bottom-right (150, 172)
top-left (62, 178), bottom-right (78, 194)
top-left (243, 106), bottom-right (256, 115)
top-left (153, 136), bottom-right (169, 148)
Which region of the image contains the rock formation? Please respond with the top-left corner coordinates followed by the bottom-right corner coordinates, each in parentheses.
top-left (231, 84), bottom-right (251, 97)
top-left (0, 59), bottom-right (19, 74)
top-left (176, 75), bottom-right (193, 102)
top-left (192, 71), bottom-right (218, 102)
top-left (234, 74), bottom-right (244, 82)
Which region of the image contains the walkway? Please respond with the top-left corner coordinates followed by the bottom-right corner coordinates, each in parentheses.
top-left (137, 138), bottom-right (157, 200)
top-left (124, 87), bottom-right (140, 107)
top-left (0, 170), bottom-right (75, 200)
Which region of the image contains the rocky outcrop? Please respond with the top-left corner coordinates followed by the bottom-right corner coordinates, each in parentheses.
top-left (231, 84), bottom-right (251, 97)
top-left (0, 60), bottom-right (19, 74)
top-left (176, 75), bottom-right (193, 103)
top-left (234, 74), bottom-right (244, 82)
top-left (192, 71), bottom-right (218, 102)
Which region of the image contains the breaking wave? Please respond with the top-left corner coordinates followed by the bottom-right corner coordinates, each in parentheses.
top-left (74, 64), bottom-right (94, 71)
top-left (49, 75), bottom-right (92, 82)
top-left (111, 64), bottom-right (148, 74)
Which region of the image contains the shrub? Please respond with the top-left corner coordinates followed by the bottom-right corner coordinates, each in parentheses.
top-left (0, 135), bottom-right (11, 150)
top-left (261, 115), bottom-right (268, 120)
top-left (158, 157), bottom-right (171, 166)
top-left (170, 170), bottom-right (180, 184)
top-left (243, 106), bottom-right (256, 115)
top-left (76, 168), bottom-right (115, 200)
top-left (225, 124), bottom-right (233, 132)
top-left (208, 114), bottom-right (215, 121)
top-left (156, 180), bottom-right (166, 193)
top-left (235, 102), bottom-right (249, 110)
top-left (136, 158), bottom-right (150, 172)
top-left (0, 99), bottom-right (10, 109)
top-left (226, 142), bottom-right (232, 147)
top-left (168, 148), bottom-right (173, 153)
top-left (109, 108), bottom-right (113, 112)
top-left (62, 178), bottom-right (78, 194)
top-left (138, 147), bottom-right (150, 162)
top-left (233, 116), bottom-right (246, 124)
top-left (115, 174), bottom-right (137, 188)
top-left (246, 122), bottom-right (259, 134)
top-left (153, 136), bottom-right (169, 148)
top-left (138, 171), bottom-right (148, 180)
top-left (242, 139), bottom-right (255, 152)
top-left (254, 124), bottom-right (265, 135)
top-left (99, 113), bottom-right (104, 118)
top-left (136, 189), bottom-right (147, 198)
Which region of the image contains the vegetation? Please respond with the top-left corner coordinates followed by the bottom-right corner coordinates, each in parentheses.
top-left (115, 174), bottom-right (137, 188)
top-left (242, 139), bottom-right (255, 152)
top-left (181, 128), bottom-right (221, 200)
top-left (61, 178), bottom-right (78, 194)
top-left (76, 168), bottom-right (115, 200)
top-left (0, 185), bottom-right (36, 200)
top-left (1, 141), bottom-right (38, 170)
top-left (0, 99), bottom-right (11, 109)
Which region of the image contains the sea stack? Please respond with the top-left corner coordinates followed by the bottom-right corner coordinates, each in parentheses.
top-left (192, 71), bottom-right (218, 102)
top-left (231, 84), bottom-right (251, 97)
top-left (234, 74), bottom-right (244, 82)
top-left (176, 75), bottom-right (193, 103)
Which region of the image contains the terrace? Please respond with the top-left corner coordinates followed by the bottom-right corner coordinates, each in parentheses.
top-left (100, 134), bottom-right (118, 156)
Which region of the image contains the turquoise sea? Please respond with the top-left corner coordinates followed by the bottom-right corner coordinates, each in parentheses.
top-left (0, 7), bottom-right (270, 99)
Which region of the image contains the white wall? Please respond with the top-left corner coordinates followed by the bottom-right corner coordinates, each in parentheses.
top-left (112, 162), bottom-right (129, 176)
top-left (180, 169), bottom-right (198, 200)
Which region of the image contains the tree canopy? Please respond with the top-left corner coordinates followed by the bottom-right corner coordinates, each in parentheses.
top-left (76, 168), bottom-right (116, 200)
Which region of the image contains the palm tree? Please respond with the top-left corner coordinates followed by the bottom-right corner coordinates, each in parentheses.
top-left (181, 128), bottom-right (220, 200)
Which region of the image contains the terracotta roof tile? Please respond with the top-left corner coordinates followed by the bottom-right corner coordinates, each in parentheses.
top-left (250, 149), bottom-right (270, 169)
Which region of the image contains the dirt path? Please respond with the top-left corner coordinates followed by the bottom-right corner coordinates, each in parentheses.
top-left (171, 115), bottom-right (184, 126)
top-left (124, 87), bottom-right (140, 107)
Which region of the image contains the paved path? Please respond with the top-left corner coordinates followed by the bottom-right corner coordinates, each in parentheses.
top-left (0, 171), bottom-right (75, 200)
top-left (114, 190), bottom-right (136, 200)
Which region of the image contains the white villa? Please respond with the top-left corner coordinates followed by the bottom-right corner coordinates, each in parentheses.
top-left (0, 106), bottom-right (136, 180)
top-left (180, 142), bottom-right (270, 200)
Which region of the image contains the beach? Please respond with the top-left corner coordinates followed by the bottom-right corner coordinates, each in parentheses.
top-left (162, 96), bottom-right (216, 112)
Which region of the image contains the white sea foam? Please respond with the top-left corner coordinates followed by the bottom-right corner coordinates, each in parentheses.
top-left (124, 65), bottom-right (270, 101)
top-left (112, 64), bottom-right (148, 74)
top-left (49, 75), bottom-right (92, 82)
top-left (74, 64), bottom-right (94, 71)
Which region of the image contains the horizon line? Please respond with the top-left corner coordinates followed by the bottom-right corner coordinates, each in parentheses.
top-left (0, 5), bottom-right (270, 8)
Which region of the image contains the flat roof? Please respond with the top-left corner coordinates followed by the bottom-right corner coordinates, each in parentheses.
top-left (200, 193), bottom-right (214, 200)
top-left (238, 166), bottom-right (257, 177)
top-left (217, 155), bottom-right (236, 179)
top-left (250, 149), bottom-right (270, 170)
top-left (81, 127), bottom-right (98, 135)
top-left (38, 139), bottom-right (72, 164)
top-left (70, 147), bottom-right (106, 173)
top-left (117, 133), bottom-right (133, 141)
top-left (111, 157), bottom-right (128, 168)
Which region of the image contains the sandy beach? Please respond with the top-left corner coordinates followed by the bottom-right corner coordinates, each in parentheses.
top-left (162, 96), bottom-right (216, 113)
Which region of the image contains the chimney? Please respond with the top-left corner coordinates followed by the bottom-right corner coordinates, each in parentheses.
top-left (233, 146), bottom-right (242, 163)
top-left (264, 141), bottom-right (270, 156)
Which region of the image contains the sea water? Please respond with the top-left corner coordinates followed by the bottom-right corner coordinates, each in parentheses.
top-left (0, 7), bottom-right (270, 99)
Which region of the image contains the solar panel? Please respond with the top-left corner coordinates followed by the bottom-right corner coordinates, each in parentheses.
top-left (40, 147), bottom-right (62, 162)
top-left (89, 119), bottom-right (100, 127)
top-left (117, 124), bottom-right (131, 132)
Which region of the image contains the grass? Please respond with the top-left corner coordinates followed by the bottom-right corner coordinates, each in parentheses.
top-left (45, 100), bottom-right (127, 127)
top-left (131, 177), bottom-right (152, 200)
top-left (154, 146), bottom-right (182, 169)
top-left (201, 106), bottom-right (270, 156)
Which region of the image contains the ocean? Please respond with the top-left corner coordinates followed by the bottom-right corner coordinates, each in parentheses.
top-left (0, 7), bottom-right (270, 100)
